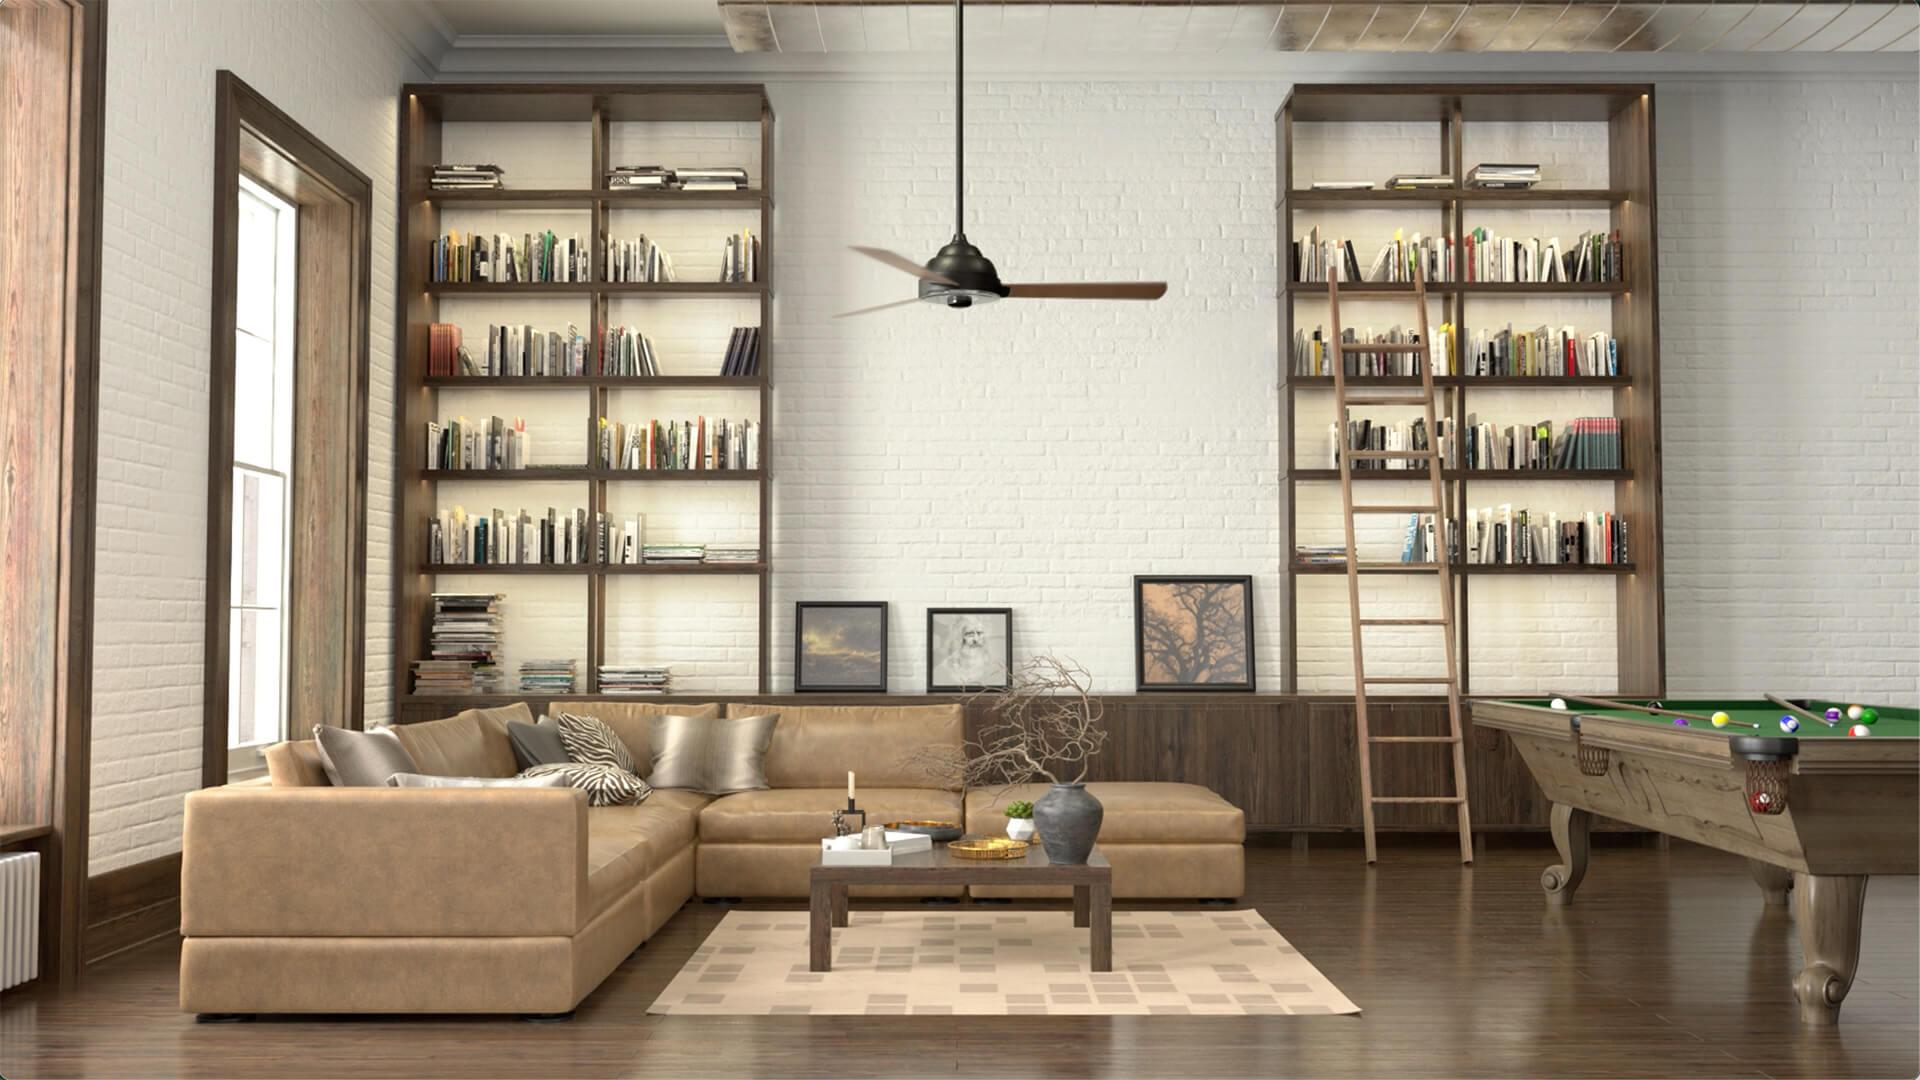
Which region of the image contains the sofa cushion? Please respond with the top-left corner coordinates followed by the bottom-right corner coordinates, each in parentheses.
top-left (389, 704), bottom-right (524, 778)
top-left (313, 726), bottom-right (418, 787)
top-left (724, 703), bottom-right (963, 789)
top-left (553, 712), bottom-right (637, 774)
top-left (963, 782), bottom-right (1245, 844)
top-left (506, 717), bottom-right (569, 770)
top-left (547, 701), bottom-right (722, 770)
top-left (263, 739), bottom-right (329, 787)
top-left (646, 712), bottom-right (778, 795)
top-left (699, 788), bottom-right (965, 844)
top-left (520, 762), bottom-right (650, 807)
top-left (585, 794), bottom-right (710, 918)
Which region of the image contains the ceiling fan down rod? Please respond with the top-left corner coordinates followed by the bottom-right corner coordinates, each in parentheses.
top-left (954, 0), bottom-right (964, 241)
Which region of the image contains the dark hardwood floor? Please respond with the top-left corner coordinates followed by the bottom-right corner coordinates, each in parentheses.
top-left (3, 842), bottom-right (1914, 1079)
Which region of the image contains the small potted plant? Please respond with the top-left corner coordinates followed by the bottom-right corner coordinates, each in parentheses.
top-left (1003, 800), bottom-right (1035, 841)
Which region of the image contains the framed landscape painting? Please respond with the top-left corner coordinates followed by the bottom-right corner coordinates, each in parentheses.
top-left (926, 608), bottom-right (1012, 692)
top-left (1133, 576), bottom-right (1255, 692)
top-left (795, 602), bottom-right (888, 692)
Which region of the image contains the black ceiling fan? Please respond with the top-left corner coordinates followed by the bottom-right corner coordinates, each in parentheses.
top-left (837, 0), bottom-right (1168, 317)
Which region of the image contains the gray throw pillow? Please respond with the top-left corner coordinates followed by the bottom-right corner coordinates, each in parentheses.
top-left (385, 771), bottom-right (571, 790)
top-left (645, 713), bottom-right (777, 795)
top-left (518, 762), bottom-right (650, 807)
top-left (553, 712), bottom-right (637, 774)
top-left (507, 717), bottom-right (570, 770)
top-left (312, 725), bottom-right (418, 787)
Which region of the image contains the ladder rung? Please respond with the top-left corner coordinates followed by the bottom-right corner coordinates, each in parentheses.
top-left (1359, 618), bottom-right (1447, 626)
top-left (1332, 289), bottom-right (1421, 299)
top-left (1368, 736), bottom-right (1461, 744)
top-left (1352, 504), bottom-right (1440, 514)
top-left (1342, 394), bottom-right (1435, 406)
top-left (1348, 449), bottom-right (1436, 459)
top-left (1364, 675), bottom-right (1456, 683)
top-left (1352, 562), bottom-right (1446, 572)
top-left (1335, 342), bottom-right (1427, 353)
top-left (1371, 796), bottom-right (1466, 804)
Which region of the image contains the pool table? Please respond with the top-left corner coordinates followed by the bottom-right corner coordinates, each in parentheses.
top-left (1471, 697), bottom-right (1918, 1025)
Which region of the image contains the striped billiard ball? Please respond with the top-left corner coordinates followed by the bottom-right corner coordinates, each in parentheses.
top-left (1779, 716), bottom-right (1800, 733)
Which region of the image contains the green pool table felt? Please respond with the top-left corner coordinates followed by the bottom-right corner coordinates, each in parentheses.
top-left (1494, 699), bottom-right (1920, 738)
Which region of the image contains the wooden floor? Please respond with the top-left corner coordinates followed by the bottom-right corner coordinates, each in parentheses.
top-left (3, 842), bottom-right (1915, 1079)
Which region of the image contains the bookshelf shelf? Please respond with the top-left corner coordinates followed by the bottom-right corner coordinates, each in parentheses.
top-left (1278, 83), bottom-right (1664, 696)
top-left (397, 83), bottom-right (776, 702)
top-left (1290, 562), bottom-right (1636, 576)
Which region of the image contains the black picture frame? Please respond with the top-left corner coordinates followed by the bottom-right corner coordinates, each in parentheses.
top-left (925, 608), bottom-right (1013, 693)
top-left (794, 602), bottom-right (889, 693)
top-left (1133, 575), bottom-right (1256, 692)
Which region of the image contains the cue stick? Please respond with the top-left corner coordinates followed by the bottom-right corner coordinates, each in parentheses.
top-left (1550, 692), bottom-right (1761, 730)
top-left (1765, 693), bottom-right (1838, 728)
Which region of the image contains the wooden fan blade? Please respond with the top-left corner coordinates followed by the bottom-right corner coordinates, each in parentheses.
top-left (833, 296), bottom-right (925, 318)
top-left (1003, 282), bottom-right (1168, 300)
top-left (851, 246), bottom-right (957, 286)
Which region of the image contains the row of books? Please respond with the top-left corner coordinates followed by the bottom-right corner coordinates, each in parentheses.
top-left (429, 506), bottom-right (592, 566)
top-left (1465, 228), bottom-right (1623, 284)
top-left (426, 416), bottom-right (531, 471)
top-left (1293, 506), bottom-right (1628, 568)
top-left (519, 659), bottom-right (577, 694)
top-left (720, 229), bottom-right (759, 283)
top-left (1291, 324), bottom-right (1617, 378)
top-left (604, 325), bottom-right (661, 377)
top-left (1326, 415), bottom-right (1625, 472)
top-left (607, 166), bottom-right (748, 192)
top-left (430, 163), bottom-right (502, 191)
top-left (601, 665), bottom-right (671, 695)
top-left (605, 234), bottom-right (677, 283)
top-left (424, 321), bottom-right (762, 380)
top-left (1293, 228), bottom-right (1453, 283)
top-left (474, 323), bottom-right (590, 378)
top-left (413, 593), bottom-right (504, 694)
top-left (720, 327), bottom-right (762, 377)
top-left (1331, 417), bottom-right (1448, 471)
top-left (433, 230), bottom-right (588, 284)
top-left (599, 417), bottom-right (761, 472)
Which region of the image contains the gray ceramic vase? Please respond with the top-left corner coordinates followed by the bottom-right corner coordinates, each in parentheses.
top-left (1032, 783), bottom-right (1103, 864)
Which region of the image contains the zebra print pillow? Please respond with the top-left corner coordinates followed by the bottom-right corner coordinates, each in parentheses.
top-left (518, 762), bottom-right (651, 807)
top-left (552, 712), bottom-right (637, 774)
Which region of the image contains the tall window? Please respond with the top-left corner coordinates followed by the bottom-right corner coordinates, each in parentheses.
top-left (227, 175), bottom-right (298, 777)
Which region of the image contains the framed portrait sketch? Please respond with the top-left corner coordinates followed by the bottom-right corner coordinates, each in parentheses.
top-left (926, 608), bottom-right (1012, 692)
top-left (1133, 576), bottom-right (1255, 692)
top-left (795, 602), bottom-right (888, 692)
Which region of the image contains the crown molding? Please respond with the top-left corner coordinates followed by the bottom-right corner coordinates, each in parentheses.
top-left (362, 0), bottom-right (457, 75)
top-left (450, 32), bottom-right (736, 51)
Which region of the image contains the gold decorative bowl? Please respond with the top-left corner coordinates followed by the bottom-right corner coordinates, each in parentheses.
top-left (948, 837), bottom-right (1031, 860)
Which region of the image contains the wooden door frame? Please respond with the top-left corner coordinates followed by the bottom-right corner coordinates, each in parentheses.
top-left (203, 72), bottom-right (372, 789)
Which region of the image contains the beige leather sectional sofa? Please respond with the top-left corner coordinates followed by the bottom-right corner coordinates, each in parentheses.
top-left (179, 700), bottom-right (1244, 1017)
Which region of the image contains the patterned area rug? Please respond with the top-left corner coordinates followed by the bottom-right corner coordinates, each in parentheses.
top-left (649, 909), bottom-right (1360, 1016)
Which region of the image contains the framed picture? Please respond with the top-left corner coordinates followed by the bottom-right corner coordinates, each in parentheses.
top-left (794, 602), bottom-right (888, 692)
top-left (1133, 576), bottom-right (1255, 692)
top-left (926, 608), bottom-right (1013, 692)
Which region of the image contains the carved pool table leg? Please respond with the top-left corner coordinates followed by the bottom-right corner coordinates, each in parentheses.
top-left (1542, 803), bottom-right (1592, 905)
top-left (1791, 873), bottom-right (1868, 1025)
top-left (1746, 858), bottom-right (1793, 907)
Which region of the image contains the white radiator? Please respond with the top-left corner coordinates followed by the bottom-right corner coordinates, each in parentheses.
top-left (1, 851), bottom-right (40, 992)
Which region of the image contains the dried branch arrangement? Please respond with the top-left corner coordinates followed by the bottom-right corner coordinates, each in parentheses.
top-left (909, 654), bottom-right (1109, 789)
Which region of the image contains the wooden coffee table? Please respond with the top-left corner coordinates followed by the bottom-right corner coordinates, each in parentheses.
top-left (809, 844), bottom-right (1112, 973)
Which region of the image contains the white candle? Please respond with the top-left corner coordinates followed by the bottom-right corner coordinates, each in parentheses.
top-left (847, 771), bottom-right (855, 801)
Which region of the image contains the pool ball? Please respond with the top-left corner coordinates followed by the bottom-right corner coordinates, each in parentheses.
top-left (1779, 716), bottom-right (1800, 733)
top-left (1849, 724), bottom-right (1871, 738)
top-left (1550, 698), bottom-right (1568, 711)
top-left (1672, 718), bottom-right (1689, 727)
top-left (1859, 707), bottom-right (1879, 726)
top-left (1847, 705), bottom-right (1865, 721)
top-left (1711, 711), bottom-right (1732, 728)
top-left (1825, 708), bottom-right (1843, 721)
top-left (1749, 791), bottom-right (1774, 813)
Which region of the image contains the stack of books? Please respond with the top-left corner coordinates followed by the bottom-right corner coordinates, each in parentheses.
top-left (600, 665), bottom-right (671, 694)
top-left (703, 544), bottom-right (760, 565)
top-left (1385, 173), bottom-right (1452, 190)
top-left (607, 166), bottom-right (674, 190)
top-left (1294, 544), bottom-right (1349, 567)
top-left (678, 167), bottom-right (748, 192)
top-left (642, 544), bottom-right (705, 564)
top-left (518, 659), bottom-right (577, 695)
top-left (414, 594), bottom-right (504, 694)
top-left (1467, 163), bottom-right (1540, 189)
top-left (721, 327), bottom-right (762, 376)
top-left (430, 164), bottom-right (503, 191)
top-left (1309, 180), bottom-right (1374, 191)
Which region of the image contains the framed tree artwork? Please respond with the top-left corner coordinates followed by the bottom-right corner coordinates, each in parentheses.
top-left (1133, 576), bottom-right (1255, 692)
top-left (926, 608), bottom-right (1012, 692)
top-left (794, 602), bottom-right (888, 692)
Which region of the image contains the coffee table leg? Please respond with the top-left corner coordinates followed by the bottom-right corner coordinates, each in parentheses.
top-left (1090, 881), bottom-right (1112, 973)
top-left (1073, 884), bottom-right (1090, 928)
top-left (831, 883), bottom-right (849, 928)
top-left (809, 880), bottom-right (833, 972)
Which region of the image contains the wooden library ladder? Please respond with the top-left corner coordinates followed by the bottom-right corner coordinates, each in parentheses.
top-left (1327, 265), bottom-right (1473, 866)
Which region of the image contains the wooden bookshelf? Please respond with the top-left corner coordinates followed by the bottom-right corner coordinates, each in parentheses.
top-left (1278, 83), bottom-right (1663, 696)
top-left (395, 84), bottom-right (775, 702)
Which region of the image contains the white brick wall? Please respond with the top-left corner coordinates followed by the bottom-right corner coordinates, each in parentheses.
top-left (88, 0), bottom-right (422, 872)
top-left (85, 46), bottom-right (1918, 872)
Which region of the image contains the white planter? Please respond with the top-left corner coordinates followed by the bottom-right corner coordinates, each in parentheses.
top-left (1005, 818), bottom-right (1036, 841)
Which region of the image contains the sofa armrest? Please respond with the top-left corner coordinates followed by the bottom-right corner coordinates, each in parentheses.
top-left (181, 786), bottom-right (589, 938)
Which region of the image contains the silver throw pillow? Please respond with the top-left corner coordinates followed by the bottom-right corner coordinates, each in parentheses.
top-left (385, 772), bottom-right (571, 790)
top-left (312, 725), bottom-right (419, 787)
top-left (645, 713), bottom-right (778, 795)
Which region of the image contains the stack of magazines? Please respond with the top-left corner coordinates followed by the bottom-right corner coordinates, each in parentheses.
top-left (600, 666), bottom-right (671, 694)
top-left (431, 164), bottom-right (503, 191)
top-left (518, 659), bottom-right (577, 694)
top-left (1467, 163), bottom-right (1540, 189)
